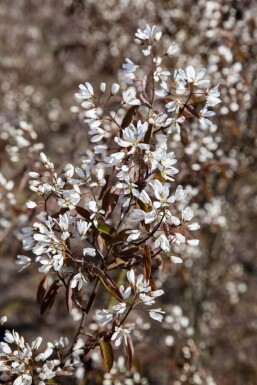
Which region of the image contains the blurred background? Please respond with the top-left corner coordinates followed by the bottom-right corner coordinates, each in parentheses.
top-left (0, 1), bottom-right (257, 384)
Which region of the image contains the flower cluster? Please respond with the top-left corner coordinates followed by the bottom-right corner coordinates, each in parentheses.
top-left (0, 24), bottom-right (220, 381)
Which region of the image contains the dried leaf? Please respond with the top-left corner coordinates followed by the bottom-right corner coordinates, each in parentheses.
top-left (100, 340), bottom-right (114, 372)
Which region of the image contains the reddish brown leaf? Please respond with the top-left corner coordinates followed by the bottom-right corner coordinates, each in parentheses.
top-left (185, 103), bottom-right (200, 118)
top-left (143, 123), bottom-right (153, 144)
top-left (100, 340), bottom-right (114, 372)
top-left (75, 206), bottom-right (91, 221)
top-left (121, 105), bottom-right (138, 129)
top-left (66, 276), bottom-right (74, 313)
top-left (180, 126), bottom-right (189, 147)
top-left (126, 335), bottom-right (134, 371)
top-left (40, 280), bottom-right (61, 315)
top-left (143, 245), bottom-right (152, 282)
top-left (102, 188), bottom-right (121, 219)
top-left (149, 275), bottom-right (157, 291)
top-left (93, 266), bottom-right (124, 302)
top-left (36, 275), bottom-right (49, 305)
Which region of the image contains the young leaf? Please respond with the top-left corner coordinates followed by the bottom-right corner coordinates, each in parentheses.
top-left (93, 266), bottom-right (124, 302)
top-left (100, 340), bottom-right (114, 372)
top-left (36, 275), bottom-right (49, 305)
top-left (121, 105), bottom-right (138, 129)
top-left (40, 280), bottom-right (62, 315)
top-left (126, 335), bottom-right (134, 371)
top-left (75, 206), bottom-right (91, 221)
top-left (66, 276), bottom-right (74, 313)
top-left (143, 245), bottom-right (152, 282)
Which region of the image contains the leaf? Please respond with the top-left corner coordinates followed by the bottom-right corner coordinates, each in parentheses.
top-left (126, 335), bottom-right (134, 371)
top-left (75, 206), bottom-right (91, 221)
top-left (98, 174), bottom-right (110, 201)
top-left (185, 103), bottom-right (200, 118)
top-left (100, 340), bottom-right (114, 372)
top-left (37, 275), bottom-right (49, 305)
top-left (143, 245), bottom-right (152, 282)
top-left (66, 276), bottom-right (74, 313)
top-left (51, 207), bottom-right (69, 219)
top-left (98, 221), bottom-right (116, 237)
top-left (143, 123), bottom-right (153, 144)
top-left (93, 266), bottom-right (124, 302)
top-left (121, 105), bottom-right (138, 129)
top-left (149, 275), bottom-right (157, 291)
top-left (102, 188), bottom-right (121, 219)
top-left (40, 280), bottom-right (62, 315)
top-left (180, 126), bottom-right (189, 147)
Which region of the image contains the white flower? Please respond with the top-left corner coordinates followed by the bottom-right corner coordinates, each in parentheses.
top-left (0, 316), bottom-right (7, 325)
top-left (126, 230), bottom-right (141, 242)
top-left (127, 271), bottom-right (151, 293)
top-left (16, 255), bottom-right (31, 271)
top-left (135, 24), bottom-right (155, 41)
top-left (96, 309), bottom-right (114, 326)
top-left (114, 121), bottom-right (149, 154)
top-left (175, 185), bottom-right (188, 201)
top-left (199, 107), bottom-right (215, 128)
top-left (104, 151), bottom-right (125, 166)
top-left (130, 209), bottom-right (157, 224)
top-left (170, 255), bottom-right (183, 264)
top-left (155, 234), bottom-right (170, 252)
top-left (26, 200), bottom-right (37, 209)
top-left (35, 346), bottom-right (53, 361)
top-left (148, 308), bottom-right (165, 322)
top-left (167, 116), bottom-right (185, 135)
top-left (77, 220), bottom-right (91, 238)
top-left (150, 179), bottom-right (174, 208)
top-left (188, 222), bottom-right (200, 231)
top-left (122, 87), bottom-right (141, 105)
top-left (71, 273), bottom-right (87, 291)
top-left (111, 326), bottom-right (132, 347)
top-left (182, 207), bottom-right (194, 222)
top-left (83, 247), bottom-right (96, 257)
top-left (166, 42), bottom-right (179, 56)
top-left (187, 239), bottom-right (199, 246)
top-left (13, 374), bottom-right (32, 385)
top-left (75, 82), bottom-right (94, 100)
top-left (206, 85), bottom-right (221, 107)
top-left (58, 190), bottom-right (80, 209)
top-left (142, 45), bottom-right (152, 56)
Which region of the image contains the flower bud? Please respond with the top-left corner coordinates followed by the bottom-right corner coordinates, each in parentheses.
top-left (111, 83), bottom-right (120, 95)
top-left (100, 82), bottom-right (106, 93)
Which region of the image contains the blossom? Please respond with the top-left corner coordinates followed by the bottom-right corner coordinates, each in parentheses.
top-left (122, 87), bottom-right (141, 105)
top-left (111, 326), bottom-right (132, 347)
top-left (15, 255), bottom-right (31, 271)
top-left (135, 24), bottom-right (155, 41)
top-left (114, 121), bottom-right (149, 154)
top-left (199, 107), bottom-right (215, 128)
top-left (130, 209), bottom-right (157, 224)
top-left (75, 82), bottom-right (94, 100)
top-left (150, 179), bottom-right (175, 208)
top-left (155, 234), bottom-right (170, 252)
top-left (71, 273), bottom-right (87, 291)
top-left (166, 42), bottom-right (179, 56)
top-left (148, 308), bottom-right (165, 322)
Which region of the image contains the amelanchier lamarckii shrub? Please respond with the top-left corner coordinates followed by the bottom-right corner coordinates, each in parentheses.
top-left (0, 25), bottom-right (220, 385)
